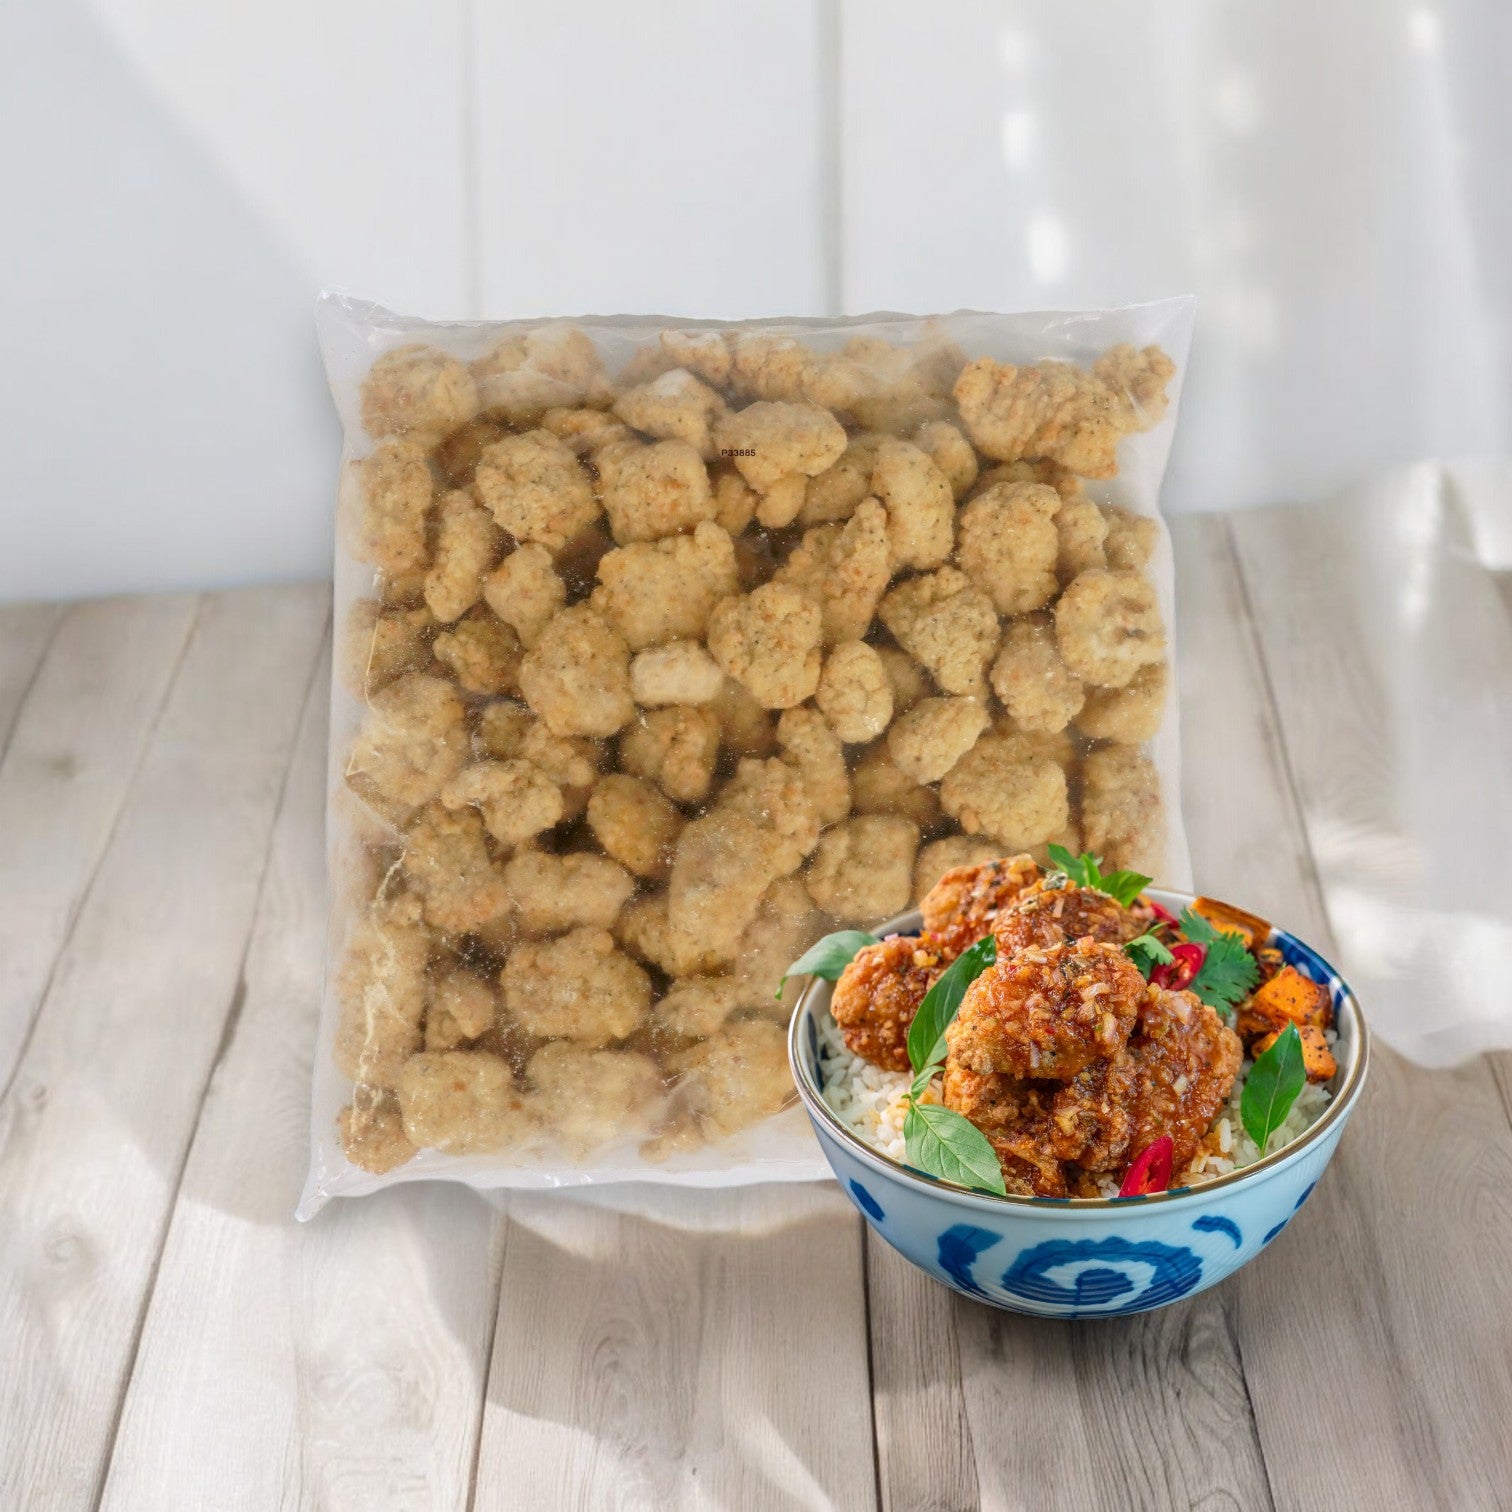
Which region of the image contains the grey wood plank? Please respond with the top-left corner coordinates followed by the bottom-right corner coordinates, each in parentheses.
top-left (0, 594), bottom-right (200, 1088)
top-left (97, 636), bottom-right (506, 1512)
top-left (0, 584), bottom-right (328, 1511)
top-left (866, 514), bottom-right (1274, 1512)
top-left (473, 1181), bottom-right (877, 1512)
top-left (1225, 504), bottom-right (1512, 1511)
top-left (0, 600), bottom-right (66, 754)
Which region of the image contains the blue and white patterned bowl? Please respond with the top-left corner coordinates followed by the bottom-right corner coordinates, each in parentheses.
top-left (788, 888), bottom-right (1369, 1318)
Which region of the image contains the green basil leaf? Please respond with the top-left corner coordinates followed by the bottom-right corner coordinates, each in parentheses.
top-left (1124, 931), bottom-right (1175, 978)
top-left (905, 934), bottom-right (997, 1075)
top-left (1240, 1022), bottom-right (1307, 1152)
top-left (904, 1101), bottom-right (1007, 1196)
top-left (777, 929), bottom-right (879, 997)
top-left (909, 1064), bottom-right (940, 1100)
top-left (1046, 843), bottom-right (1094, 887)
top-left (1095, 867), bottom-right (1156, 908)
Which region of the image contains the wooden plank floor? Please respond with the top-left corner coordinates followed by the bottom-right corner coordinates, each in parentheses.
top-left (1, 513), bottom-right (1510, 1511)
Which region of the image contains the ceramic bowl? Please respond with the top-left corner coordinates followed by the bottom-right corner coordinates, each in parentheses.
top-left (788, 888), bottom-right (1368, 1318)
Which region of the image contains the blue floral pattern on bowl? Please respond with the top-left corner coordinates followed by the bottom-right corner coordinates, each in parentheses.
top-left (796, 888), bottom-right (1368, 1318)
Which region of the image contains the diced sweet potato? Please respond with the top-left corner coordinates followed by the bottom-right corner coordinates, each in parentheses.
top-left (1251, 1023), bottom-right (1337, 1084)
top-left (1191, 895), bottom-right (1270, 949)
top-left (1240, 964), bottom-right (1332, 1040)
top-left (1254, 945), bottom-right (1286, 984)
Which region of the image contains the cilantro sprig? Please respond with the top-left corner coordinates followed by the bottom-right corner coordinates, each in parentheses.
top-left (1124, 931), bottom-right (1175, 979)
top-left (1179, 907), bottom-right (1260, 1015)
top-left (1045, 845), bottom-right (1153, 910)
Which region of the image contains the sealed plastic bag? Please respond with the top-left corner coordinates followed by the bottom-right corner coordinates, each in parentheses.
top-left (298, 295), bottom-right (1194, 1216)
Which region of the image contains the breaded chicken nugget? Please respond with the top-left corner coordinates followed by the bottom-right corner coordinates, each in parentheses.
top-left (347, 437), bottom-right (434, 575)
top-left (871, 437), bottom-right (955, 570)
top-left (912, 837), bottom-right (1002, 907)
top-left (1075, 659), bottom-right (1168, 743)
top-left (659, 329), bottom-right (734, 388)
top-left (338, 1087), bottom-right (416, 1174)
top-left (1080, 743), bottom-right (1165, 874)
top-left (614, 367), bottom-right (728, 459)
top-left (482, 544), bottom-right (566, 649)
top-left (707, 582), bottom-right (822, 709)
top-left (588, 773), bottom-right (684, 881)
top-left (776, 707), bottom-right (850, 825)
top-left (596, 437), bottom-right (715, 544)
top-left (850, 745), bottom-right (942, 830)
top-left (433, 608), bottom-right (523, 696)
top-left (619, 705), bottom-right (722, 804)
top-left (666, 1018), bottom-right (793, 1137)
top-left (591, 521), bottom-right (738, 651)
top-left (340, 599), bottom-right (434, 698)
top-left (800, 434), bottom-right (886, 525)
top-left (333, 888), bottom-right (431, 1088)
top-left (518, 604), bottom-right (635, 738)
top-left (474, 705), bottom-right (601, 821)
top-left (654, 976), bottom-right (744, 1040)
top-left (713, 400), bottom-right (848, 493)
top-left (729, 332), bottom-right (820, 402)
top-left (348, 672), bottom-right (469, 810)
top-left (616, 892), bottom-right (733, 978)
top-left (629, 640), bottom-right (724, 708)
top-left (397, 1051), bottom-right (535, 1154)
top-left (474, 430), bottom-right (599, 553)
top-left (886, 696), bottom-right (989, 784)
top-left (424, 966), bottom-right (498, 1052)
top-left (528, 1042), bottom-right (664, 1153)
top-left (990, 615), bottom-right (1085, 733)
top-left (716, 756), bottom-right (823, 873)
top-left (1100, 506), bottom-right (1159, 570)
top-left (728, 875), bottom-right (827, 1012)
top-left (504, 849), bottom-right (636, 936)
top-left (878, 568), bottom-right (1000, 697)
top-left (830, 932), bottom-right (946, 1071)
top-left (1055, 568), bottom-right (1166, 689)
top-left (876, 645), bottom-right (930, 716)
top-left (816, 641), bottom-right (893, 743)
top-left (425, 489), bottom-right (503, 623)
top-left (472, 324), bottom-right (612, 422)
top-left (946, 938), bottom-right (1144, 1081)
top-left (939, 735), bottom-right (1068, 850)
top-left (362, 343), bottom-right (479, 443)
top-left (956, 482), bottom-right (1060, 616)
top-left (502, 926), bottom-right (651, 1044)
top-left (668, 810), bottom-right (781, 961)
top-left (912, 419), bottom-right (979, 500)
top-left (804, 815), bottom-right (920, 923)
top-left (1055, 492), bottom-right (1109, 581)
top-left (776, 498), bottom-right (893, 646)
top-left (993, 877), bottom-right (1143, 955)
top-left (440, 758), bottom-right (563, 848)
top-left (711, 465), bottom-right (760, 536)
top-left (710, 675), bottom-right (777, 758)
top-left (401, 802), bottom-right (511, 934)
top-left (918, 853), bottom-right (1040, 959)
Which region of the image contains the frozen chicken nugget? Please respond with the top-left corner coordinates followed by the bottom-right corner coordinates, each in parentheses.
top-left (712, 400), bottom-right (847, 492)
top-left (711, 466), bottom-right (759, 536)
top-left (800, 434), bottom-right (886, 525)
top-left (333, 888), bottom-right (431, 1089)
top-left (432, 608), bottom-right (523, 696)
top-left (347, 437), bottom-right (434, 576)
top-left (660, 328), bottom-right (734, 387)
top-left (591, 521), bottom-right (738, 651)
top-left (1055, 493), bottom-right (1109, 581)
top-left (478, 708), bottom-right (601, 821)
top-left (1076, 660), bottom-right (1168, 743)
top-left (1081, 743), bottom-right (1165, 874)
top-left (878, 568), bottom-right (1000, 697)
top-left (400, 802), bottom-right (511, 935)
top-left (805, 815), bottom-right (920, 923)
top-left (519, 604), bottom-right (635, 738)
top-left (440, 758), bottom-right (563, 848)
top-left (912, 419), bottom-right (978, 500)
top-left (482, 544), bottom-right (565, 649)
top-left (425, 489), bottom-right (503, 623)
top-left (716, 756), bottom-right (823, 874)
top-left (397, 1051), bottom-right (534, 1155)
top-left (776, 498), bottom-right (893, 647)
top-left (886, 696), bottom-right (989, 784)
top-left (539, 406), bottom-right (632, 458)
top-left (668, 810), bottom-right (783, 961)
top-left (654, 976), bottom-right (743, 1040)
top-left (528, 1042), bottom-right (663, 1153)
top-left (707, 582), bottom-right (822, 710)
top-left (667, 1018), bottom-right (793, 1137)
top-left (752, 472), bottom-right (809, 530)
top-left (1093, 343), bottom-right (1177, 424)
top-left (362, 343), bottom-right (479, 444)
top-left (348, 672), bottom-right (469, 810)
top-left (338, 1087), bottom-right (416, 1174)
top-left (939, 734), bottom-right (1068, 850)
top-left (728, 875), bottom-right (826, 1012)
top-left (596, 437), bottom-right (715, 544)
top-left (630, 641), bottom-right (723, 708)
top-left (956, 481), bottom-right (1060, 616)
top-left (424, 967), bottom-right (498, 1052)
top-left (614, 367), bottom-right (727, 459)
top-left (433, 416), bottom-right (506, 488)
top-left (993, 716), bottom-right (1077, 769)
top-left (340, 599), bottom-right (434, 698)
top-left (472, 324), bottom-right (612, 422)
top-left (502, 927), bottom-right (651, 1044)
top-left (616, 892), bottom-right (733, 978)
top-left (1101, 505), bottom-right (1159, 570)
top-left (990, 616), bottom-right (1085, 733)
top-left (710, 675), bottom-right (777, 758)
top-left (729, 332), bottom-right (819, 402)
top-left (473, 430), bottom-right (598, 553)
top-left (588, 773), bottom-right (684, 881)
top-left (815, 641), bottom-right (893, 743)
top-left (620, 706), bottom-right (721, 804)
top-left (871, 437), bottom-right (955, 570)
top-left (504, 850), bottom-right (635, 937)
top-left (776, 707), bottom-right (850, 825)
top-left (851, 745), bottom-right (941, 829)
top-left (876, 645), bottom-right (929, 715)
top-left (912, 836), bottom-right (1001, 906)
top-left (1055, 568), bottom-right (1165, 689)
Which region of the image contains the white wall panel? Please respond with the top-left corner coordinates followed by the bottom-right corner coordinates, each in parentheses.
top-left (474, 0), bottom-right (830, 319)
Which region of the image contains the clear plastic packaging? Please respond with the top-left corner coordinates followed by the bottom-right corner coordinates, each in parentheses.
top-left (298, 294), bottom-right (1195, 1217)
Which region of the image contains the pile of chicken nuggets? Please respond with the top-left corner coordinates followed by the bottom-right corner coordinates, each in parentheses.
top-left (332, 320), bottom-right (1176, 1175)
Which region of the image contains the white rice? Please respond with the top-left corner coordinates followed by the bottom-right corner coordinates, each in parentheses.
top-left (816, 1012), bottom-right (1335, 1196)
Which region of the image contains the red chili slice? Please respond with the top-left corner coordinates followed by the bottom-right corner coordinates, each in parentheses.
top-left (1151, 941), bottom-right (1206, 991)
top-left (1120, 1135), bottom-right (1175, 1196)
top-left (1143, 898), bottom-right (1180, 927)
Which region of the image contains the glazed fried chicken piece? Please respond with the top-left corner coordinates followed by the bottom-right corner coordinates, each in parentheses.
top-left (940, 1065), bottom-right (1065, 1196)
top-left (992, 877), bottom-right (1144, 955)
top-left (946, 939), bottom-right (1145, 1082)
top-left (919, 854), bottom-right (1041, 961)
top-left (830, 933), bottom-right (946, 1071)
